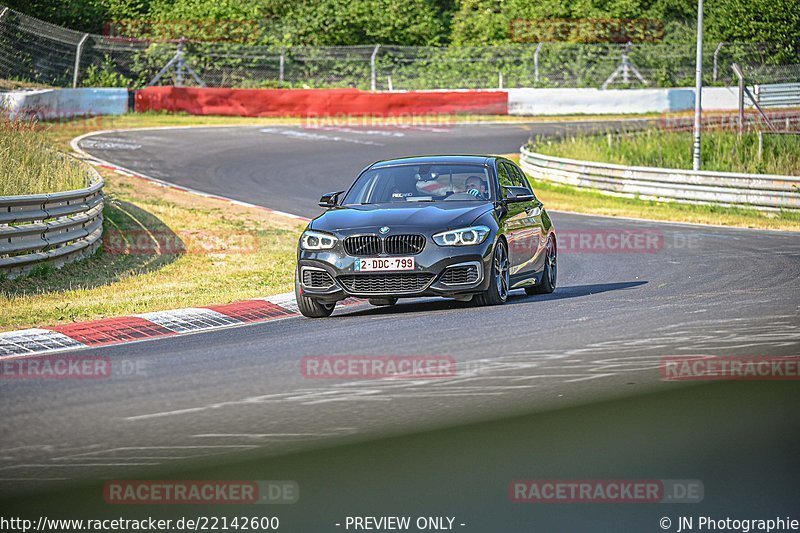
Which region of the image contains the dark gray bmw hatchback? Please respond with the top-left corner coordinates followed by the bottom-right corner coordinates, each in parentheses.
top-left (295, 155), bottom-right (557, 317)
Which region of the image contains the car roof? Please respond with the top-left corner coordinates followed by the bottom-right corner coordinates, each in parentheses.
top-left (369, 155), bottom-right (495, 169)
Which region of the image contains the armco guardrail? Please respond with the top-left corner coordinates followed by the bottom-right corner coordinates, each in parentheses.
top-left (520, 146), bottom-right (800, 211)
top-left (0, 167), bottom-right (104, 279)
top-left (754, 83), bottom-right (800, 108)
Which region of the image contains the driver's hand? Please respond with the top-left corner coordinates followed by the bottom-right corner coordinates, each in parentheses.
top-left (467, 188), bottom-right (481, 198)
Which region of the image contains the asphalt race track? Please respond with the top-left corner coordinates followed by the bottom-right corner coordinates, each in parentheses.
top-left (2, 121), bottom-right (799, 531)
top-left (73, 120), bottom-right (649, 218)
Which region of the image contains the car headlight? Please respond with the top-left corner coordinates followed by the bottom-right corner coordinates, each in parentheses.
top-left (433, 225), bottom-right (491, 246)
top-left (300, 230), bottom-right (338, 250)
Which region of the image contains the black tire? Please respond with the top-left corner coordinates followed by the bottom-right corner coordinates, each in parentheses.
top-left (295, 270), bottom-right (336, 318)
top-left (526, 234), bottom-right (557, 295)
top-left (368, 297), bottom-right (397, 306)
top-left (474, 240), bottom-right (510, 306)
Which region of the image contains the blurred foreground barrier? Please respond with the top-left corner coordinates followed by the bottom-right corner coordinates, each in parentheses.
top-left (0, 166), bottom-right (104, 279)
top-left (520, 145), bottom-right (800, 211)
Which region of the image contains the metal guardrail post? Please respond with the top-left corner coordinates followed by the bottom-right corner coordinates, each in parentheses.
top-left (73, 33), bottom-right (89, 88)
top-left (0, 166), bottom-right (105, 279)
top-left (370, 44), bottom-right (381, 91)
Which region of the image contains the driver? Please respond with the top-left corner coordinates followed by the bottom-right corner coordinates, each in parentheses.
top-left (465, 176), bottom-right (488, 199)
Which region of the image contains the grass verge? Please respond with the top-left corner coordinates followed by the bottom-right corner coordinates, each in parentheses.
top-left (0, 119), bottom-right (90, 195)
top-left (0, 169), bottom-right (305, 331)
top-left (504, 154), bottom-right (800, 231)
top-left (529, 129), bottom-right (800, 175)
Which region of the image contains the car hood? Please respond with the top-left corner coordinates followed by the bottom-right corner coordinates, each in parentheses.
top-left (311, 202), bottom-right (494, 233)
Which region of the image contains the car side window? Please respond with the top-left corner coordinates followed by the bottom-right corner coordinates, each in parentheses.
top-left (497, 162), bottom-right (514, 190)
top-left (499, 162), bottom-right (527, 197)
top-left (510, 163), bottom-right (535, 197)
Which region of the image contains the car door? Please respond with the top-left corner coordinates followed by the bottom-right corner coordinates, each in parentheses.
top-left (509, 162), bottom-right (546, 275)
top-left (497, 161), bottom-right (531, 277)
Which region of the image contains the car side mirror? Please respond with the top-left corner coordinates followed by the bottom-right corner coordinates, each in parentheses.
top-left (501, 186), bottom-right (536, 204)
top-left (319, 190), bottom-right (345, 208)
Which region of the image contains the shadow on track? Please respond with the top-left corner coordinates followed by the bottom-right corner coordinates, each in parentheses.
top-left (510, 280), bottom-right (649, 303)
top-left (337, 281), bottom-right (648, 318)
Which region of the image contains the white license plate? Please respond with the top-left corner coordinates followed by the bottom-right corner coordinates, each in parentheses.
top-left (354, 257), bottom-right (415, 271)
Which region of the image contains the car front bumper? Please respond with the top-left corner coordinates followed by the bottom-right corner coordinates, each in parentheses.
top-left (297, 238), bottom-right (495, 302)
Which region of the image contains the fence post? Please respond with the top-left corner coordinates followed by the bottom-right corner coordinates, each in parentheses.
top-left (757, 131), bottom-right (763, 161)
top-left (175, 39), bottom-right (185, 86)
top-left (712, 42), bottom-right (724, 82)
top-left (534, 43), bottom-right (542, 84)
top-left (692, 0), bottom-right (704, 171)
top-left (370, 44), bottom-right (380, 91)
top-left (732, 62), bottom-right (778, 133)
top-left (279, 47), bottom-right (285, 83)
top-left (498, 71), bottom-right (503, 89)
top-left (733, 63), bottom-right (744, 133)
top-left (622, 43), bottom-right (630, 84)
top-left (73, 33), bottom-right (89, 88)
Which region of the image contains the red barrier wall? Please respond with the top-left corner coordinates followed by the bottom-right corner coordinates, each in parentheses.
top-left (135, 87), bottom-right (508, 116)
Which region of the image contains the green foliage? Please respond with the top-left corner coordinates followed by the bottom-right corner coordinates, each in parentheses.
top-left (706, 0), bottom-right (800, 61)
top-left (6, 0), bottom-right (800, 53)
top-left (450, 0), bottom-right (702, 45)
top-left (146, 0), bottom-right (267, 43)
top-left (4, 0), bottom-right (108, 33)
top-left (82, 55), bottom-right (134, 87)
top-left (5, 0), bottom-right (798, 91)
top-left (278, 0), bottom-right (450, 46)
top-left (4, 0), bottom-right (150, 33)
top-left (109, 0), bottom-right (451, 46)
top-left (450, 0), bottom-right (509, 45)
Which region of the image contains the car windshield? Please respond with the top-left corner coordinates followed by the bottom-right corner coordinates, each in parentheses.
top-left (342, 164), bottom-right (493, 205)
